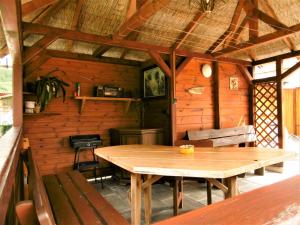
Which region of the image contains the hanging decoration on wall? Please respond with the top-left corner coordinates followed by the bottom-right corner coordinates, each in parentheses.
top-left (186, 86), bottom-right (204, 95)
top-left (229, 77), bottom-right (239, 90)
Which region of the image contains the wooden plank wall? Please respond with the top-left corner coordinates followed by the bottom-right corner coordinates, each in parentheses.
top-left (175, 59), bottom-right (249, 140)
top-left (283, 88), bottom-right (300, 135)
top-left (23, 58), bottom-right (141, 175)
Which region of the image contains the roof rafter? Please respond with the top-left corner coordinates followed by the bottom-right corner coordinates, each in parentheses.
top-left (114, 0), bottom-right (170, 39)
top-left (148, 50), bottom-right (171, 77)
top-left (65, 0), bottom-right (85, 51)
top-left (22, 0), bottom-right (57, 16)
top-left (259, 0), bottom-right (295, 50)
top-left (214, 22), bottom-right (300, 57)
top-left (23, 22), bottom-right (250, 66)
top-left (172, 11), bottom-right (205, 50)
top-left (23, 33), bottom-right (61, 64)
top-left (206, 0), bottom-right (245, 53)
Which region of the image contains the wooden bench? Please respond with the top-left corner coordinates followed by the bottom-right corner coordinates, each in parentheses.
top-left (16, 150), bottom-right (129, 225)
top-left (155, 174), bottom-right (300, 225)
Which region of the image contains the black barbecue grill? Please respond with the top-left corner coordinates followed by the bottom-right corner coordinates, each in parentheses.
top-left (70, 134), bottom-right (103, 186)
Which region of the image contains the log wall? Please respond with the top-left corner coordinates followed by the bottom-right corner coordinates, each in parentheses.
top-left (23, 58), bottom-right (141, 175)
top-left (175, 59), bottom-right (249, 140)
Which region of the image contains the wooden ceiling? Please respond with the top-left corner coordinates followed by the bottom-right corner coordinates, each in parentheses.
top-left (1, 0), bottom-right (300, 67)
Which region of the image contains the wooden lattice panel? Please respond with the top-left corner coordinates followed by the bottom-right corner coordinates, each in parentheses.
top-left (254, 82), bottom-right (279, 148)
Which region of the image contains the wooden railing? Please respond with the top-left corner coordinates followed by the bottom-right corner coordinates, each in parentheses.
top-left (0, 127), bottom-right (23, 225)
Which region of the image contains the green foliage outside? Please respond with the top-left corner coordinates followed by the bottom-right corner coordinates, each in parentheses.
top-left (0, 67), bottom-right (13, 93)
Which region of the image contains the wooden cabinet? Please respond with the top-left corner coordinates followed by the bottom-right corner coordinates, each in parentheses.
top-left (110, 128), bottom-right (164, 145)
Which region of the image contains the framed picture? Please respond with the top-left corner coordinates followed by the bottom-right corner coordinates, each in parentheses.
top-left (229, 77), bottom-right (239, 90)
top-left (143, 67), bottom-right (166, 98)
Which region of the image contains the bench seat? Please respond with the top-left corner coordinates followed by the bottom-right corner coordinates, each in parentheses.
top-left (16, 150), bottom-right (129, 225)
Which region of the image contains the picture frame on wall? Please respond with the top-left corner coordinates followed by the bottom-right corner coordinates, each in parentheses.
top-left (143, 67), bottom-right (166, 98)
top-left (229, 77), bottom-right (239, 90)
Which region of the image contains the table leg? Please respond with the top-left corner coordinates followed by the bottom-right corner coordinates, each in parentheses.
top-left (131, 173), bottom-right (142, 225)
top-left (224, 176), bottom-right (238, 199)
top-left (144, 175), bottom-right (152, 225)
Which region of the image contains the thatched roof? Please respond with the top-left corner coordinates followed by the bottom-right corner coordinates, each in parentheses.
top-left (1, 0), bottom-right (300, 62)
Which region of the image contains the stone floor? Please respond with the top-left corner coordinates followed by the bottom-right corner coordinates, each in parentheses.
top-left (91, 158), bottom-right (300, 224)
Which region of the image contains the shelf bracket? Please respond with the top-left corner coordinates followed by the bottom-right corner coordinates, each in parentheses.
top-left (80, 99), bottom-right (86, 114)
top-left (125, 100), bottom-right (132, 113)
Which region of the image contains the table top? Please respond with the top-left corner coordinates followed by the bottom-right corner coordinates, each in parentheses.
top-left (154, 174), bottom-right (300, 225)
top-left (95, 145), bottom-right (296, 178)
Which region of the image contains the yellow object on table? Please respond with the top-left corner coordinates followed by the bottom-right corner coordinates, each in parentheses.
top-left (179, 145), bottom-right (195, 154)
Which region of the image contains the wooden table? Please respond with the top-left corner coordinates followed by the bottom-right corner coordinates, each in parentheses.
top-left (154, 174), bottom-right (300, 225)
top-left (95, 145), bottom-right (295, 225)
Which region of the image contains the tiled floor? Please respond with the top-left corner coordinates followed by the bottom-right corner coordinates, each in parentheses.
top-left (92, 158), bottom-right (300, 224)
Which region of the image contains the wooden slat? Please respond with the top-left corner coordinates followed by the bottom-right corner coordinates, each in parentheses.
top-left (67, 171), bottom-right (129, 225)
top-left (172, 11), bottom-right (205, 50)
top-left (43, 175), bottom-right (81, 225)
top-left (56, 173), bottom-right (102, 225)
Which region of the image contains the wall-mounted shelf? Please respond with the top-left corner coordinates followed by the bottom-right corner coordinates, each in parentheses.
top-left (74, 96), bottom-right (141, 114)
top-left (23, 112), bottom-right (62, 116)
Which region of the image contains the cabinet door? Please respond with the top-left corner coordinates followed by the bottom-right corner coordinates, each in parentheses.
top-left (121, 135), bottom-right (141, 144)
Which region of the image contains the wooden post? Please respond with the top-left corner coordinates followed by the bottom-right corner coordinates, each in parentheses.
top-left (130, 173), bottom-right (142, 225)
top-left (170, 51), bottom-right (177, 145)
top-left (213, 60), bottom-right (220, 129)
top-left (276, 59), bottom-right (283, 148)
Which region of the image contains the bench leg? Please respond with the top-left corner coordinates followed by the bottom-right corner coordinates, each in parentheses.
top-left (173, 178), bottom-right (183, 216)
top-left (131, 173), bottom-right (142, 225)
top-left (224, 176), bottom-right (238, 199)
top-left (254, 167), bottom-right (265, 176)
top-left (206, 180), bottom-right (212, 205)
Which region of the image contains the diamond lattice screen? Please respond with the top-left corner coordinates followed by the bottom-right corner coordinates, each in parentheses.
top-left (254, 82), bottom-right (279, 148)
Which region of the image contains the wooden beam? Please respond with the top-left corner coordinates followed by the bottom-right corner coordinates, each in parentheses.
top-left (23, 22), bottom-right (251, 65)
top-left (237, 65), bottom-right (253, 84)
top-left (253, 49), bottom-right (300, 65)
top-left (0, 0), bottom-right (23, 126)
top-left (176, 57), bottom-right (193, 76)
top-left (213, 61), bottom-right (220, 129)
top-left (260, 0), bottom-right (295, 50)
top-left (33, 0), bottom-right (69, 23)
top-left (24, 51), bottom-right (50, 79)
top-left (206, 0), bottom-right (245, 53)
top-left (172, 11), bottom-right (205, 50)
top-left (214, 23), bottom-right (300, 57)
top-left (22, 0), bottom-right (56, 16)
top-left (47, 49), bottom-right (141, 67)
top-left (253, 8), bottom-right (288, 31)
top-left (170, 51), bottom-right (176, 145)
top-left (227, 17), bottom-right (249, 46)
top-left (276, 59), bottom-right (283, 148)
top-left (280, 61), bottom-right (300, 80)
top-left (92, 0), bottom-right (139, 57)
top-left (23, 34), bottom-right (60, 64)
top-left (148, 51), bottom-right (171, 77)
top-left (247, 0), bottom-right (258, 42)
top-left (65, 0), bottom-right (85, 51)
top-left (114, 0), bottom-right (171, 39)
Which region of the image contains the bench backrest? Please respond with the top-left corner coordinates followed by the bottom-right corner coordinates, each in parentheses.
top-left (28, 150), bottom-right (56, 225)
